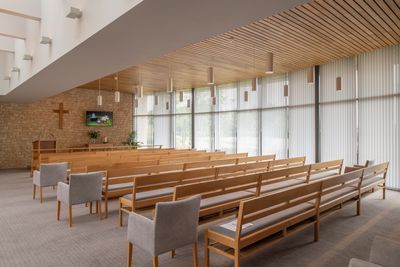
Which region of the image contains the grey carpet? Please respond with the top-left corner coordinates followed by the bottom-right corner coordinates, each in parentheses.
top-left (1, 169), bottom-right (399, 267)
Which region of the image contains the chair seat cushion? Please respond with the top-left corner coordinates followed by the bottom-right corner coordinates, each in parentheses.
top-left (200, 191), bottom-right (255, 209)
top-left (210, 202), bottom-right (315, 238)
top-left (247, 179), bottom-right (304, 194)
top-left (362, 176), bottom-right (384, 188)
top-left (320, 186), bottom-right (356, 205)
top-left (104, 182), bottom-right (133, 191)
top-left (122, 188), bottom-right (174, 201)
top-left (309, 170), bottom-right (338, 181)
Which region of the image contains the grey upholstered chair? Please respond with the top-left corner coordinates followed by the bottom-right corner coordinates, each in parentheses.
top-left (33, 162), bottom-right (68, 203)
top-left (57, 172), bottom-right (103, 227)
top-left (127, 195), bottom-right (201, 267)
top-left (348, 236), bottom-right (400, 267)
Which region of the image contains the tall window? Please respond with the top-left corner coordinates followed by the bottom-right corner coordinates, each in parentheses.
top-left (174, 90), bottom-right (192, 149)
top-left (194, 87), bottom-right (213, 151)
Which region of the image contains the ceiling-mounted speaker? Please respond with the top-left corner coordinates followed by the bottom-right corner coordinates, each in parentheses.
top-left (207, 67), bottom-right (214, 85)
top-left (179, 91), bottom-right (184, 102)
top-left (252, 77), bottom-right (258, 91)
top-left (66, 6), bottom-right (82, 19)
top-left (336, 76), bottom-right (342, 91)
top-left (23, 54), bottom-right (33, 60)
top-left (265, 52), bottom-right (274, 74)
top-left (244, 91), bottom-right (249, 102)
top-left (40, 36), bottom-right (52, 45)
top-left (283, 84), bottom-right (289, 97)
top-left (307, 66), bottom-right (314, 84)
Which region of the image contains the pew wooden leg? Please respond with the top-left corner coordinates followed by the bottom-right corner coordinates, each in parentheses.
top-left (119, 201), bottom-right (123, 227)
top-left (314, 220), bottom-right (320, 242)
top-left (383, 184), bottom-right (386, 200)
top-left (96, 201), bottom-right (99, 213)
top-left (171, 250), bottom-right (176, 258)
top-left (90, 202), bottom-right (93, 214)
top-left (33, 184), bottom-right (36, 200)
top-left (68, 206), bottom-right (72, 227)
top-left (234, 249), bottom-right (240, 267)
top-left (153, 256), bottom-right (158, 267)
top-left (357, 200), bottom-right (361, 216)
top-left (85, 202), bottom-right (88, 207)
top-left (57, 201), bottom-right (61, 221)
top-left (105, 195), bottom-right (109, 219)
top-left (192, 243), bottom-right (199, 267)
top-left (372, 188), bottom-right (375, 193)
top-left (127, 242), bottom-right (133, 267)
top-left (40, 186), bottom-right (43, 203)
top-left (204, 233), bottom-right (210, 267)
top-left (97, 200), bottom-right (102, 220)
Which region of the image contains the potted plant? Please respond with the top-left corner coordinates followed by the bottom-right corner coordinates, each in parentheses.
top-left (125, 131), bottom-right (142, 148)
top-left (88, 130), bottom-right (100, 144)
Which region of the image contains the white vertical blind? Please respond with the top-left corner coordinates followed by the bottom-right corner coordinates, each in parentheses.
top-left (238, 80), bottom-right (259, 155)
top-left (260, 74), bottom-right (288, 159)
top-left (288, 69), bottom-right (315, 163)
top-left (319, 56), bottom-right (357, 166)
top-left (358, 45), bottom-right (400, 189)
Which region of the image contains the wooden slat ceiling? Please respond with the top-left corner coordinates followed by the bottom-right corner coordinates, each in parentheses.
top-left (80, 0), bottom-right (400, 93)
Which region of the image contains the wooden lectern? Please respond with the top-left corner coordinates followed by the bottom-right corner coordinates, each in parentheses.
top-left (31, 140), bottom-right (57, 175)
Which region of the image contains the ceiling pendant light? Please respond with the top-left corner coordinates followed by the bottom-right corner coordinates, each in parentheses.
top-left (167, 77), bottom-right (173, 93)
top-left (212, 97), bottom-right (216, 106)
top-left (134, 98), bottom-right (139, 108)
top-left (166, 101), bottom-right (169, 110)
top-left (154, 95), bottom-right (159, 105)
top-left (40, 36), bottom-right (52, 45)
top-left (244, 90), bottom-right (249, 102)
top-left (307, 66), bottom-right (314, 84)
top-left (179, 91), bottom-right (184, 102)
top-left (336, 76), bottom-right (342, 91)
top-left (252, 77), bottom-right (258, 91)
top-left (207, 67), bottom-right (214, 85)
top-left (187, 99), bottom-right (191, 108)
top-left (283, 84), bottom-right (289, 97)
top-left (114, 74), bottom-right (120, 103)
top-left (210, 85), bottom-right (216, 98)
top-left (97, 79), bottom-right (102, 106)
top-left (252, 45), bottom-right (257, 91)
top-left (136, 85), bottom-right (143, 98)
top-left (265, 52), bottom-right (274, 74)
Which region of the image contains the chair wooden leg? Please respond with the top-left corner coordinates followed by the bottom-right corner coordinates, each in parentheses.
top-left (40, 187), bottom-right (43, 203)
top-left (204, 233), bottom-right (209, 267)
top-left (153, 256), bottom-right (158, 267)
top-left (68, 206), bottom-right (72, 227)
top-left (90, 202), bottom-right (93, 214)
top-left (57, 201), bottom-right (61, 221)
top-left (97, 200), bottom-right (102, 220)
top-left (119, 201), bottom-right (123, 227)
top-left (33, 184), bottom-right (36, 200)
top-left (192, 243), bottom-right (199, 267)
top-left (127, 242), bottom-right (133, 267)
top-left (171, 250), bottom-right (176, 258)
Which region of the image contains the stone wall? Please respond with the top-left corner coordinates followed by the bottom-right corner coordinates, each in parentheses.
top-left (0, 88), bottom-right (133, 169)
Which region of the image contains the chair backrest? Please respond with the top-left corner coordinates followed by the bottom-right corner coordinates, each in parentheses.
top-left (153, 195), bottom-right (201, 255)
top-left (69, 172), bottom-right (103, 205)
top-left (39, 162), bottom-right (68, 186)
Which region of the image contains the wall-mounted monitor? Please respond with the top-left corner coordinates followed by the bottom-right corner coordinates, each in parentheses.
top-left (86, 111), bottom-right (113, 127)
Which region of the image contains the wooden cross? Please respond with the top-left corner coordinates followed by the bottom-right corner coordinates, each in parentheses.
top-left (53, 103), bottom-right (69, 129)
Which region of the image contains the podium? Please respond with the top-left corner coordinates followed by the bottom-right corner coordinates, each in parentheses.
top-left (31, 140), bottom-right (57, 175)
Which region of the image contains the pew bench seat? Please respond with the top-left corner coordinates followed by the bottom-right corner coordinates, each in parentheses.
top-left (104, 182), bottom-right (132, 191)
top-left (362, 176), bottom-right (384, 188)
top-left (200, 190), bottom-right (254, 209)
top-left (122, 188), bottom-right (174, 201)
top-left (208, 202), bottom-right (315, 238)
top-left (309, 170), bottom-right (339, 181)
top-left (246, 178), bottom-right (304, 195)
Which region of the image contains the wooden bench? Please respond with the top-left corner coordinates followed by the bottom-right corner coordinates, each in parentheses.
top-left (204, 182), bottom-right (322, 267)
top-left (173, 173), bottom-right (260, 221)
top-left (308, 159), bottom-right (343, 181)
top-left (359, 162), bottom-right (389, 199)
top-left (268, 156), bottom-right (306, 171)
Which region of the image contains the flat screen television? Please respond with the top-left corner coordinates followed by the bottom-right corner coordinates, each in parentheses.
top-left (86, 111), bottom-right (113, 127)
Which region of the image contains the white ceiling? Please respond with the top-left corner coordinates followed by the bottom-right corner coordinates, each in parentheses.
top-left (0, 0), bottom-right (307, 103)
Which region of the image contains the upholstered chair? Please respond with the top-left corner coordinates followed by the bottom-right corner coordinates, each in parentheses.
top-left (348, 236), bottom-right (400, 267)
top-left (33, 162), bottom-right (68, 203)
top-left (57, 172), bottom-right (103, 227)
top-left (127, 195), bottom-right (201, 267)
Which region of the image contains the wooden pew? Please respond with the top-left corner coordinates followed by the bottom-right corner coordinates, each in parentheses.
top-left (268, 156), bottom-right (305, 171)
top-left (204, 182), bottom-right (322, 267)
top-left (173, 173), bottom-right (260, 221)
top-left (308, 159), bottom-right (343, 181)
top-left (359, 162), bottom-right (389, 199)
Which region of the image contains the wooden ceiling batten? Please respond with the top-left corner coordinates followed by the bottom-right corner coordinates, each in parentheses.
top-left (80, 0), bottom-right (400, 94)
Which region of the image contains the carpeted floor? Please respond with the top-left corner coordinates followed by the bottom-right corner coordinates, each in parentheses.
top-left (0, 169), bottom-right (399, 267)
